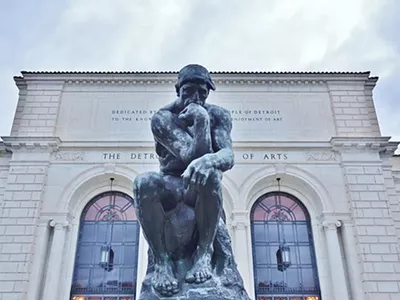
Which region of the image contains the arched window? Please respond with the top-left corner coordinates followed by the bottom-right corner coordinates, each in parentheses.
top-left (251, 192), bottom-right (321, 300)
top-left (71, 191), bottom-right (140, 300)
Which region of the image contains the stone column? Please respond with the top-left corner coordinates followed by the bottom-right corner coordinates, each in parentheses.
top-left (136, 230), bottom-right (149, 297)
top-left (231, 212), bottom-right (252, 298)
top-left (25, 220), bottom-right (51, 300)
top-left (42, 220), bottom-right (69, 300)
top-left (322, 220), bottom-right (350, 300)
top-left (341, 220), bottom-right (366, 300)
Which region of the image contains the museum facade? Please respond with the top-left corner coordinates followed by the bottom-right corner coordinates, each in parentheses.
top-left (0, 70), bottom-right (399, 300)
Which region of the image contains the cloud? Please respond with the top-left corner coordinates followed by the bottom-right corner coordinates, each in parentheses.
top-left (0, 0), bottom-right (399, 151)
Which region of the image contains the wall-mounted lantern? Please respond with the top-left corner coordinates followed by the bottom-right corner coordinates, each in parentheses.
top-left (100, 244), bottom-right (114, 271)
top-left (277, 241), bottom-right (291, 272)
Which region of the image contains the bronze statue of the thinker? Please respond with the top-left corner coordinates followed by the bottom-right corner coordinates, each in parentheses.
top-left (133, 64), bottom-right (250, 299)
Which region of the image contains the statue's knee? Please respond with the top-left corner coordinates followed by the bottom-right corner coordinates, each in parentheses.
top-left (133, 172), bottom-right (163, 202)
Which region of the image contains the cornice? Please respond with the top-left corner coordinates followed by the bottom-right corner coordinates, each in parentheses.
top-left (62, 78), bottom-right (330, 87)
top-left (15, 71), bottom-right (373, 87)
top-left (3, 137), bottom-right (394, 154)
top-left (387, 142), bottom-right (400, 155)
top-left (13, 76), bottom-right (27, 90)
top-left (330, 136), bottom-right (391, 152)
top-left (365, 76), bottom-right (379, 90)
top-left (379, 142), bottom-right (400, 160)
top-left (21, 70), bottom-right (371, 74)
top-left (1, 136), bottom-right (61, 151)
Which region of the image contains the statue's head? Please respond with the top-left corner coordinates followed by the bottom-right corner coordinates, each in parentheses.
top-left (175, 64), bottom-right (215, 107)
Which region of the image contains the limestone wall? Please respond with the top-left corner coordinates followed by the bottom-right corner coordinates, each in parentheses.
top-left (327, 77), bottom-right (381, 136)
top-left (10, 72), bottom-right (381, 142)
top-left (0, 71), bottom-right (398, 300)
top-left (11, 78), bottom-right (64, 137)
top-left (0, 142), bottom-right (10, 206)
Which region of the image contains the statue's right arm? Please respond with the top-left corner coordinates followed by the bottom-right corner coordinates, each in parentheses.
top-left (151, 109), bottom-right (212, 165)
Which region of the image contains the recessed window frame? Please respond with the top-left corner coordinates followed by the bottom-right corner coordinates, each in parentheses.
top-left (70, 191), bottom-right (140, 300)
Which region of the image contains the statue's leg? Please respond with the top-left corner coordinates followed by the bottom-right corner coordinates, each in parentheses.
top-left (185, 169), bottom-right (222, 283)
top-left (133, 172), bottom-right (179, 296)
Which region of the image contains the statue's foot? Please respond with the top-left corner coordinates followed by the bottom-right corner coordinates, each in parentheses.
top-left (152, 263), bottom-right (179, 296)
top-left (185, 252), bottom-right (213, 284)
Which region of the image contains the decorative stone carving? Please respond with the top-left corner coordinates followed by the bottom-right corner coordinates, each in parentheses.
top-left (274, 163), bottom-right (287, 176)
top-left (231, 221), bottom-right (249, 230)
top-left (103, 163), bottom-right (116, 174)
top-left (305, 151), bottom-right (337, 161)
top-left (49, 219), bottom-right (69, 230)
top-left (322, 220), bottom-right (341, 230)
top-left (65, 76), bottom-right (327, 86)
top-left (54, 151), bottom-right (85, 161)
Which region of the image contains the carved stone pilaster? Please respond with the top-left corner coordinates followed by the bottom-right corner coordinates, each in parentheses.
top-left (43, 219), bottom-right (69, 299)
top-left (322, 218), bottom-right (350, 300)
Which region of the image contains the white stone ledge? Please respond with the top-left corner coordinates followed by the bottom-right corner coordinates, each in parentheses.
top-left (1, 137), bottom-right (60, 151)
top-left (59, 140), bottom-right (334, 149)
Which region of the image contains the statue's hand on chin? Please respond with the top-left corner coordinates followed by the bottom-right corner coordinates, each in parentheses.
top-left (182, 155), bottom-right (214, 189)
top-left (178, 103), bottom-right (208, 128)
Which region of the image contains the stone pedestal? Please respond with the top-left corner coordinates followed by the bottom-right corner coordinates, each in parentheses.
top-left (139, 275), bottom-right (249, 300)
top-left (137, 212), bottom-right (250, 300)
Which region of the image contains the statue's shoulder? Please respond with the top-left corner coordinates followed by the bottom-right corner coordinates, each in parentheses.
top-left (151, 101), bottom-right (176, 120)
top-left (159, 101), bottom-right (177, 113)
top-left (205, 104), bottom-right (231, 119)
top-left (205, 104), bottom-right (232, 131)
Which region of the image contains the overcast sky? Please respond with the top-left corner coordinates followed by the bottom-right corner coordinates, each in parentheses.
top-left (1, 0), bottom-right (399, 146)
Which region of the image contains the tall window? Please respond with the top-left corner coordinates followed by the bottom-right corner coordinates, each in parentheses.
top-left (71, 192), bottom-right (140, 300)
top-left (251, 192), bottom-right (321, 300)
